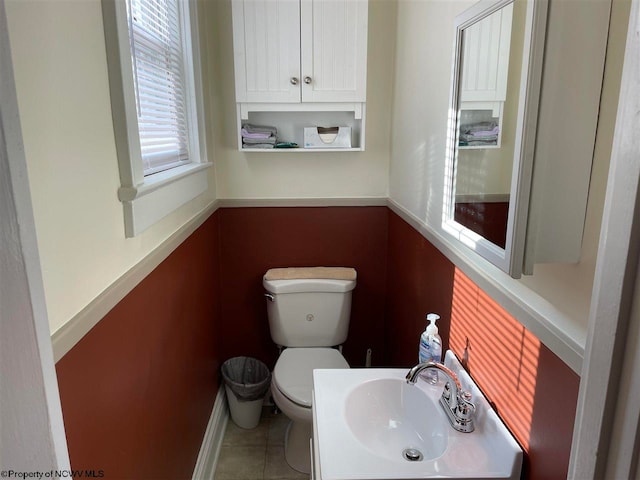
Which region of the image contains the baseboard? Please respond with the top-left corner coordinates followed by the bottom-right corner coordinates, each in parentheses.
top-left (192, 387), bottom-right (229, 480)
top-left (218, 197), bottom-right (388, 208)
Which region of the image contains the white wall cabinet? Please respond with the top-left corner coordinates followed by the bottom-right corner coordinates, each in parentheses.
top-left (232, 0), bottom-right (301, 104)
top-left (231, 0), bottom-right (369, 151)
top-left (232, 0), bottom-right (368, 104)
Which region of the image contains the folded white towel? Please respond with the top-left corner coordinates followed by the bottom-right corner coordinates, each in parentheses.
top-left (264, 267), bottom-right (357, 281)
top-left (242, 143), bottom-right (274, 149)
top-left (242, 123), bottom-right (277, 136)
top-left (241, 128), bottom-right (273, 139)
top-left (243, 136), bottom-right (276, 145)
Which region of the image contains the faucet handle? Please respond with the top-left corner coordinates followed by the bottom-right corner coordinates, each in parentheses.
top-left (457, 402), bottom-right (475, 422)
top-left (457, 390), bottom-right (476, 421)
top-left (442, 382), bottom-right (452, 401)
top-left (457, 399), bottom-right (476, 421)
top-left (442, 381), bottom-right (458, 409)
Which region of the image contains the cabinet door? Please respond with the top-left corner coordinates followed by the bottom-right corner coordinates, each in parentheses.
top-left (460, 3), bottom-right (513, 103)
top-left (232, 0), bottom-right (301, 103)
top-left (300, 0), bottom-right (368, 103)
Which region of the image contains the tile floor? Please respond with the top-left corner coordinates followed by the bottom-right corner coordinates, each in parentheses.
top-left (215, 408), bottom-right (309, 480)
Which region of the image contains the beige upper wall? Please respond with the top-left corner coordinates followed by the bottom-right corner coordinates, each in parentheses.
top-left (205, 0), bottom-right (396, 199)
top-left (389, 0), bottom-right (628, 348)
top-left (5, 0), bottom-right (217, 334)
top-left (390, 0), bottom-right (473, 220)
top-left (4, 0), bottom-right (393, 335)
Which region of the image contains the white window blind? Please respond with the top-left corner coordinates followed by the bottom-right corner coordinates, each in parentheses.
top-left (126, 0), bottom-right (191, 176)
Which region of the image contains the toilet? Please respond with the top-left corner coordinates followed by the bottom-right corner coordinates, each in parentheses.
top-left (263, 267), bottom-right (356, 474)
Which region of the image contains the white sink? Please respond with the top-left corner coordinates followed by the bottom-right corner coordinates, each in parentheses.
top-left (344, 377), bottom-right (449, 462)
top-left (312, 350), bottom-right (522, 480)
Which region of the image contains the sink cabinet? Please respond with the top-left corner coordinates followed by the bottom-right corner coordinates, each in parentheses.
top-left (231, 0), bottom-right (368, 151)
top-left (312, 351), bottom-right (523, 479)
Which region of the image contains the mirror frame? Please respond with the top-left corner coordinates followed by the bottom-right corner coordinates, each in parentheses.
top-left (442, 0), bottom-right (548, 278)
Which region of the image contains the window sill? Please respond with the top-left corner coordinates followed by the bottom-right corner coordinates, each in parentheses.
top-left (117, 162), bottom-right (212, 237)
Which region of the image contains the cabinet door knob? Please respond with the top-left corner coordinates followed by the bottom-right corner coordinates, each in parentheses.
top-left (290, 77), bottom-right (299, 85)
top-left (304, 76), bottom-right (312, 84)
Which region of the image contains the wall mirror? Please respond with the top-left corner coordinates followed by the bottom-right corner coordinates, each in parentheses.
top-left (442, 0), bottom-right (547, 278)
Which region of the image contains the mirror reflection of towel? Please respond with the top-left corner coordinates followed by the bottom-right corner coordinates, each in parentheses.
top-left (460, 121), bottom-right (499, 145)
top-left (461, 121), bottom-right (497, 133)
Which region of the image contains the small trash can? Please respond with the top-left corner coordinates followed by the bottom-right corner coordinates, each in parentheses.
top-left (221, 356), bottom-right (271, 429)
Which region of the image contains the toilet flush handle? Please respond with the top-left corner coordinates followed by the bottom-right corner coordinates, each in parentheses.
top-left (264, 293), bottom-right (275, 302)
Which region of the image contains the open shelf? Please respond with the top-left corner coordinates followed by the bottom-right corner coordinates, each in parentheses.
top-left (237, 107), bottom-right (366, 152)
top-left (240, 147), bottom-right (364, 153)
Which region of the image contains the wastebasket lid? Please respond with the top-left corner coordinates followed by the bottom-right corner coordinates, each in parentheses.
top-left (273, 347), bottom-right (349, 407)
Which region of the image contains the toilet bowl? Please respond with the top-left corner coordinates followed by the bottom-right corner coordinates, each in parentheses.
top-left (263, 267), bottom-right (356, 474)
top-left (271, 347), bottom-right (349, 473)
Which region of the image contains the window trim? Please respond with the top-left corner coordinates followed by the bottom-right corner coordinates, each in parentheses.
top-left (102, 0), bottom-right (211, 238)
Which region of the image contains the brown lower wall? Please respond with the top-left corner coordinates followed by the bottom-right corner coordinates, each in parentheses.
top-left (217, 206), bottom-right (389, 369)
top-left (384, 210), bottom-right (456, 366)
top-left (55, 212), bottom-right (221, 480)
top-left (55, 206), bottom-right (579, 479)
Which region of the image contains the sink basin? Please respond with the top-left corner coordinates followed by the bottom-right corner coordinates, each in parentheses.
top-left (344, 377), bottom-right (448, 462)
top-left (312, 350), bottom-right (522, 479)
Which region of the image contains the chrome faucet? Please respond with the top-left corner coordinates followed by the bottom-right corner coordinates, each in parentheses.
top-left (406, 361), bottom-right (476, 433)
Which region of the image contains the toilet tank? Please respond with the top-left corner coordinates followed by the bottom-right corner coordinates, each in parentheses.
top-left (263, 273), bottom-right (356, 347)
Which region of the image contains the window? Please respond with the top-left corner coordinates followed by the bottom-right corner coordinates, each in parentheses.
top-left (103, 0), bottom-right (211, 237)
top-left (129, 0), bottom-right (191, 175)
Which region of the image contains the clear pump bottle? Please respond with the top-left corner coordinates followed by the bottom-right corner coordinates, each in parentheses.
top-left (418, 313), bottom-right (442, 384)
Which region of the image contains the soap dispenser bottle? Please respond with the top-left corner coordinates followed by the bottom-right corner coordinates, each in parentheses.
top-left (418, 313), bottom-right (442, 384)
